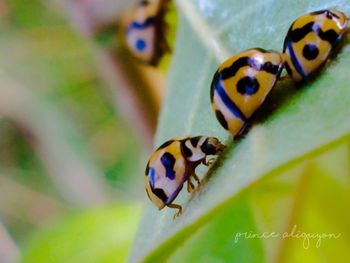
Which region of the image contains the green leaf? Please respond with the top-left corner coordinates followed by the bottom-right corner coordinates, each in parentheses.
top-left (167, 141), bottom-right (350, 263)
top-left (129, 0), bottom-right (350, 262)
top-left (20, 205), bottom-right (141, 263)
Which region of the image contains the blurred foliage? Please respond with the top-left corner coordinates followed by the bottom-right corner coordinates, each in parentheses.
top-left (0, 0), bottom-right (145, 252)
top-left (20, 205), bottom-right (141, 263)
top-left (5, 0), bottom-right (62, 28)
top-left (1, 0), bottom-right (145, 194)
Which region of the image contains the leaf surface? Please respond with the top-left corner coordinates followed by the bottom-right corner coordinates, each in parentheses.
top-left (129, 0), bottom-right (350, 262)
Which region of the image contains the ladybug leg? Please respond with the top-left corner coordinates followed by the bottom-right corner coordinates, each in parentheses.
top-left (167, 203), bottom-right (182, 219)
top-left (191, 173), bottom-right (201, 186)
top-left (202, 157), bottom-right (215, 166)
top-left (187, 178), bottom-right (195, 193)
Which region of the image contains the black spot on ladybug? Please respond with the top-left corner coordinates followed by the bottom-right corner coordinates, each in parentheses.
top-left (237, 76), bottom-right (260, 95)
top-left (215, 110), bottom-right (228, 130)
top-left (181, 143), bottom-right (192, 158)
top-left (157, 140), bottom-right (174, 150)
top-left (153, 188), bottom-right (168, 202)
top-left (262, 61), bottom-right (281, 75)
top-left (303, 44), bottom-right (319, 60)
top-left (190, 137), bottom-right (201, 147)
top-left (161, 152), bottom-right (176, 180)
top-left (145, 161), bottom-right (150, 175)
top-left (253, 48), bottom-right (269, 53)
top-left (289, 22), bottom-right (339, 46)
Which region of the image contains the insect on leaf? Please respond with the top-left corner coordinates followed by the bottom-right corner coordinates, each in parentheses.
top-left (129, 0), bottom-right (350, 262)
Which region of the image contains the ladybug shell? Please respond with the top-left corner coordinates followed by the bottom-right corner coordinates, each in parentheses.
top-left (145, 139), bottom-right (189, 209)
top-left (126, 17), bottom-right (158, 64)
top-left (125, 0), bottom-right (167, 65)
top-left (210, 48), bottom-right (283, 136)
top-left (283, 9), bottom-right (348, 82)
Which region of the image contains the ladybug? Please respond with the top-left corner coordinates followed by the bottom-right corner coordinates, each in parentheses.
top-left (210, 48), bottom-right (284, 136)
top-left (145, 136), bottom-right (225, 218)
top-left (125, 0), bottom-right (170, 66)
top-left (283, 9), bottom-right (348, 83)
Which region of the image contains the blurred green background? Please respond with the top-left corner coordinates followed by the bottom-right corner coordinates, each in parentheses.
top-left (0, 0), bottom-right (151, 262)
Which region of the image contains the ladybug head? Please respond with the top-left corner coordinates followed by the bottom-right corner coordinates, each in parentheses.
top-left (200, 137), bottom-right (225, 156)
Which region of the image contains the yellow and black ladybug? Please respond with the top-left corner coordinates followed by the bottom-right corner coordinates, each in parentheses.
top-left (283, 9), bottom-right (348, 83)
top-left (210, 48), bottom-right (284, 136)
top-left (125, 0), bottom-right (170, 65)
top-left (145, 136), bottom-right (225, 218)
